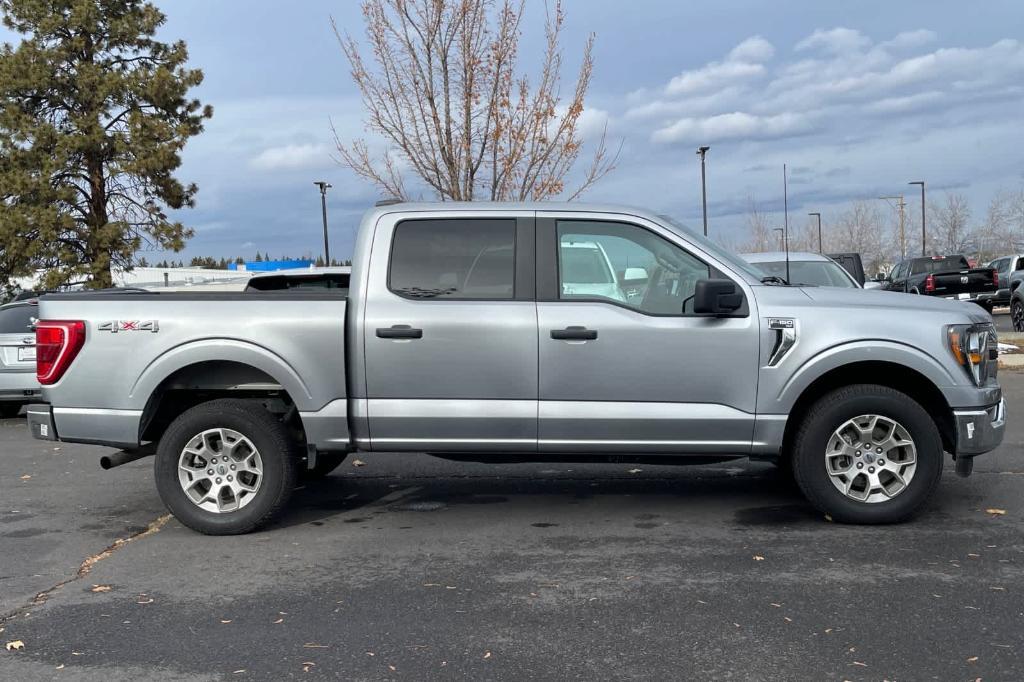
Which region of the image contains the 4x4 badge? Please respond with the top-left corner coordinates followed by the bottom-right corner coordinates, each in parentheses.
top-left (98, 320), bottom-right (160, 333)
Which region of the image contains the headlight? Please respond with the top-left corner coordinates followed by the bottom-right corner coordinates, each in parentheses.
top-left (947, 323), bottom-right (998, 386)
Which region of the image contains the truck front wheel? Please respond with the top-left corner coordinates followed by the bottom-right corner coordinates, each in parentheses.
top-left (791, 384), bottom-right (943, 524)
top-left (154, 399), bottom-right (299, 535)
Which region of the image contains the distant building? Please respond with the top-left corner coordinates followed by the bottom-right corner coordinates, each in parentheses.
top-left (228, 259), bottom-right (315, 272)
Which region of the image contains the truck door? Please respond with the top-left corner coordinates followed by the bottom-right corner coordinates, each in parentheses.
top-left (360, 213), bottom-right (537, 452)
top-left (535, 214), bottom-right (759, 454)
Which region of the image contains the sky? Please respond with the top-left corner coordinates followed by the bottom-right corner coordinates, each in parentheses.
top-left (3, 0), bottom-right (1024, 262)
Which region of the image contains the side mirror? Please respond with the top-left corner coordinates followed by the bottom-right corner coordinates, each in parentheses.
top-left (693, 279), bottom-right (743, 315)
top-left (622, 267), bottom-right (648, 282)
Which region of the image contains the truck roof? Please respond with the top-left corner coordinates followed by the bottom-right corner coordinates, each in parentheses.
top-left (364, 201), bottom-right (683, 225)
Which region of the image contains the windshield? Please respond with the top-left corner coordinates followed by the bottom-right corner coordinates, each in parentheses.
top-left (657, 215), bottom-right (764, 281)
top-left (749, 260), bottom-right (859, 287)
top-left (561, 247), bottom-right (615, 284)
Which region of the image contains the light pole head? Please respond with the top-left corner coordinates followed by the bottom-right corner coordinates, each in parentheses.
top-left (314, 180), bottom-right (333, 195)
top-left (696, 146), bottom-right (710, 156)
top-left (808, 212), bottom-right (820, 218)
top-left (908, 181), bottom-right (924, 187)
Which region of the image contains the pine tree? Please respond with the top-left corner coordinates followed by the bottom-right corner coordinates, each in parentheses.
top-left (0, 0), bottom-right (212, 289)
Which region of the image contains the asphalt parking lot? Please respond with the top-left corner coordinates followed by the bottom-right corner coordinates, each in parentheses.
top-left (0, 380), bottom-right (1021, 680)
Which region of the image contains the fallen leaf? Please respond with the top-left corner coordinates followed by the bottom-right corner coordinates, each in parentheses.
top-left (233, 670), bottom-right (246, 674)
top-left (824, 514), bottom-right (833, 522)
top-left (6, 640), bottom-right (25, 651)
top-left (967, 656), bottom-right (978, 663)
top-left (989, 586), bottom-right (1006, 591)
top-left (273, 618), bottom-right (284, 624)
top-left (770, 603), bottom-right (782, 608)
top-left (302, 662), bottom-right (315, 673)
top-left (483, 651), bottom-right (492, 659)
top-left (90, 584), bottom-right (112, 593)
top-left (628, 468), bottom-right (642, 474)
top-left (220, 619), bottom-right (232, 624)
top-left (985, 508), bottom-right (1007, 515)
top-left (20, 475), bottom-right (30, 480)
top-left (352, 459), bottom-right (366, 467)
top-left (753, 555), bottom-right (765, 561)
top-left (56, 664), bottom-right (64, 669)
top-left (303, 643), bottom-right (328, 649)
top-left (136, 597), bottom-right (154, 605)
top-left (967, 553), bottom-right (980, 558)
top-left (851, 661), bottom-right (867, 667)
top-left (388, 665), bottom-right (396, 671)
top-left (784, 617), bottom-right (792, 622)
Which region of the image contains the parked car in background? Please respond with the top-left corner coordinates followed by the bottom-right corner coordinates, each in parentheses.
top-left (827, 252), bottom-right (866, 285)
top-left (743, 252), bottom-right (861, 288)
top-left (980, 254), bottom-right (1024, 308)
top-left (28, 202), bottom-right (1004, 534)
top-left (0, 298), bottom-right (41, 417)
top-left (882, 255), bottom-right (998, 311)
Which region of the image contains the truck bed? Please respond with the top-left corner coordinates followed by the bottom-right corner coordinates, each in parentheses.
top-left (35, 291), bottom-right (348, 448)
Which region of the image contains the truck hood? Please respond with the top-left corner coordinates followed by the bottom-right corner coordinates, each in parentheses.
top-left (796, 286), bottom-right (993, 324)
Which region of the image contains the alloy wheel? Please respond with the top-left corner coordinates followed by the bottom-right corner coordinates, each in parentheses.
top-left (177, 428), bottom-right (263, 513)
top-left (824, 414), bottom-right (917, 503)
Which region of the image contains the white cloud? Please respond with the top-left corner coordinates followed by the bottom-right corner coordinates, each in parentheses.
top-left (250, 143), bottom-right (330, 171)
top-left (881, 29), bottom-right (938, 51)
top-left (664, 35), bottom-right (775, 96)
top-left (795, 27), bottom-right (872, 54)
top-left (728, 36), bottom-right (775, 63)
top-left (651, 111), bottom-right (814, 144)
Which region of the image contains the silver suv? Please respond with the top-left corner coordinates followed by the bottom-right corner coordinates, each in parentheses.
top-left (0, 299), bottom-right (40, 418)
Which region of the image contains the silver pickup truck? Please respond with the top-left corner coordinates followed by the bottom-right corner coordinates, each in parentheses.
top-left (28, 202), bottom-right (1006, 534)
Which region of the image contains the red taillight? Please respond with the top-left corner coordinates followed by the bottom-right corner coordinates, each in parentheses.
top-left (924, 274), bottom-right (935, 293)
top-left (992, 269), bottom-right (999, 288)
top-left (36, 320), bottom-right (86, 385)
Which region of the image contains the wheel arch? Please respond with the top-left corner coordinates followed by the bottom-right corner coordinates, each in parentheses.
top-left (780, 360), bottom-right (955, 460)
top-left (138, 359), bottom-right (307, 447)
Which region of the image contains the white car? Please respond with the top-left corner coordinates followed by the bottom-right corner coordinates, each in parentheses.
top-left (559, 239), bottom-right (628, 302)
top-left (742, 252), bottom-right (863, 288)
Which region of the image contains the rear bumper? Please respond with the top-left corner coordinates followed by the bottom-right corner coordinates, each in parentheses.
top-left (27, 403), bottom-right (57, 441)
top-left (954, 398), bottom-right (1006, 456)
top-left (0, 371), bottom-right (41, 402)
top-left (26, 403), bottom-right (140, 448)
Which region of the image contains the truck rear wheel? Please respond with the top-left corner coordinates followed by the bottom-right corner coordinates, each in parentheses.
top-left (154, 399), bottom-right (299, 535)
top-left (791, 384), bottom-right (943, 524)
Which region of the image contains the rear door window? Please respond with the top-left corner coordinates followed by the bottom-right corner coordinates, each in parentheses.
top-left (389, 219), bottom-right (516, 299)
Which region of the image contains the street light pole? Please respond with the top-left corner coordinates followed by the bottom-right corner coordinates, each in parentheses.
top-left (909, 181), bottom-right (925, 256)
top-left (880, 195), bottom-right (907, 259)
top-left (808, 212), bottom-right (822, 253)
top-left (696, 146), bottom-right (710, 237)
top-left (313, 181), bottom-right (332, 265)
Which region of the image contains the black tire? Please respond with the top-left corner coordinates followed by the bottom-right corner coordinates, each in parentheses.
top-left (301, 451), bottom-right (348, 480)
top-left (0, 402), bottom-right (23, 418)
top-left (791, 384), bottom-right (943, 524)
top-left (154, 399), bottom-right (299, 535)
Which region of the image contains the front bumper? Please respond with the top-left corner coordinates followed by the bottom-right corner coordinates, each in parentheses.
top-left (954, 398), bottom-right (1006, 455)
top-left (27, 403), bottom-right (57, 441)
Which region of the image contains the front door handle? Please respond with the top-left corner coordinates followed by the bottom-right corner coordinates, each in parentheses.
top-left (377, 325), bottom-right (423, 339)
top-left (550, 326), bottom-right (597, 341)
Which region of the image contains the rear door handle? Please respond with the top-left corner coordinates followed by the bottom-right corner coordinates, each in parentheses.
top-left (550, 326), bottom-right (597, 341)
top-left (376, 325), bottom-right (423, 339)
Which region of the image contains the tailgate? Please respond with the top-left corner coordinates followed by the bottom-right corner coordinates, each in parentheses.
top-left (931, 268), bottom-right (996, 297)
top-left (0, 332), bottom-right (36, 372)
